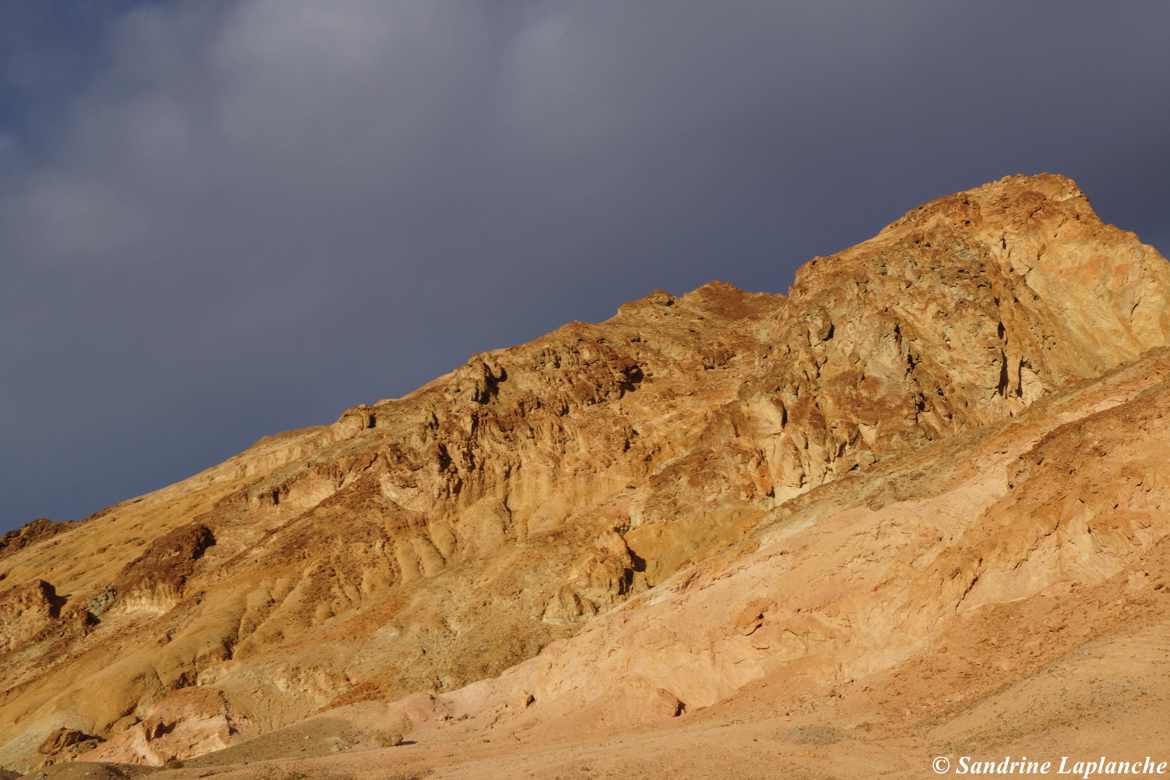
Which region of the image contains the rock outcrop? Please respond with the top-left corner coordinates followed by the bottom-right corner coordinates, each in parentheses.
top-left (0, 581), bottom-right (65, 653)
top-left (0, 174), bottom-right (1167, 773)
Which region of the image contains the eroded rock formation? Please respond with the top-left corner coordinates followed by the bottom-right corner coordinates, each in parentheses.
top-left (1, 174), bottom-right (1168, 773)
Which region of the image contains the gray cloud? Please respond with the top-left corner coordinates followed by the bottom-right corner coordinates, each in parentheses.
top-left (2, 0), bottom-right (1169, 529)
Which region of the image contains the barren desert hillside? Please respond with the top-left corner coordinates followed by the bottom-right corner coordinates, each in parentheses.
top-left (2, 173), bottom-right (1169, 777)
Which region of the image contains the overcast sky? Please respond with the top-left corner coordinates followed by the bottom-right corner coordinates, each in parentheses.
top-left (2, 1), bottom-right (1168, 531)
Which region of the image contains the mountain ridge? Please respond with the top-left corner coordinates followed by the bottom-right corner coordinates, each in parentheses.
top-left (2, 172), bottom-right (1169, 774)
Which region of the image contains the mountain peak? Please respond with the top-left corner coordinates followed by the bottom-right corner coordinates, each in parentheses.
top-left (2, 177), bottom-right (1168, 771)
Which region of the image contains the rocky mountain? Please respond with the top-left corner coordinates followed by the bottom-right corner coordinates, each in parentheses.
top-left (1, 173), bottom-right (1168, 777)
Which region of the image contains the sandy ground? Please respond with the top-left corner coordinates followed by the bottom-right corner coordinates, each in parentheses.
top-left (25, 612), bottom-right (1164, 780)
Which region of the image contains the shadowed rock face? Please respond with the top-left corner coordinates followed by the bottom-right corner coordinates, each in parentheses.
top-left (0, 174), bottom-right (1167, 771)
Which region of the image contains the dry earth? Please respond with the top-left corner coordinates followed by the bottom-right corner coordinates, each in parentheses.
top-left (2, 174), bottom-right (1169, 778)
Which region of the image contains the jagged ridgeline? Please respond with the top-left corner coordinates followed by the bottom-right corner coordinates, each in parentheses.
top-left (1, 174), bottom-right (1168, 769)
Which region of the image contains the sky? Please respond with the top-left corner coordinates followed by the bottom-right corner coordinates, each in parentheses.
top-left (2, 1), bottom-right (1169, 531)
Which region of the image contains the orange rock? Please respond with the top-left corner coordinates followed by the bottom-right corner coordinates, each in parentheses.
top-left (1, 174), bottom-right (1168, 774)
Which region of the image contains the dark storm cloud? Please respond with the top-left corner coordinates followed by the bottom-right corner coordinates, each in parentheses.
top-left (2, 0), bottom-right (1169, 530)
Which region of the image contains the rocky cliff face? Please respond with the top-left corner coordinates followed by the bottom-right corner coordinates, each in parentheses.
top-left (0, 174), bottom-right (1167, 772)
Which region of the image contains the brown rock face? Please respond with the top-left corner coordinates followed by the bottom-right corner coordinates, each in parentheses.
top-left (0, 174), bottom-right (1167, 773)
top-left (0, 581), bottom-right (65, 652)
top-left (0, 519), bottom-right (76, 565)
top-left (112, 523), bottom-right (216, 615)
